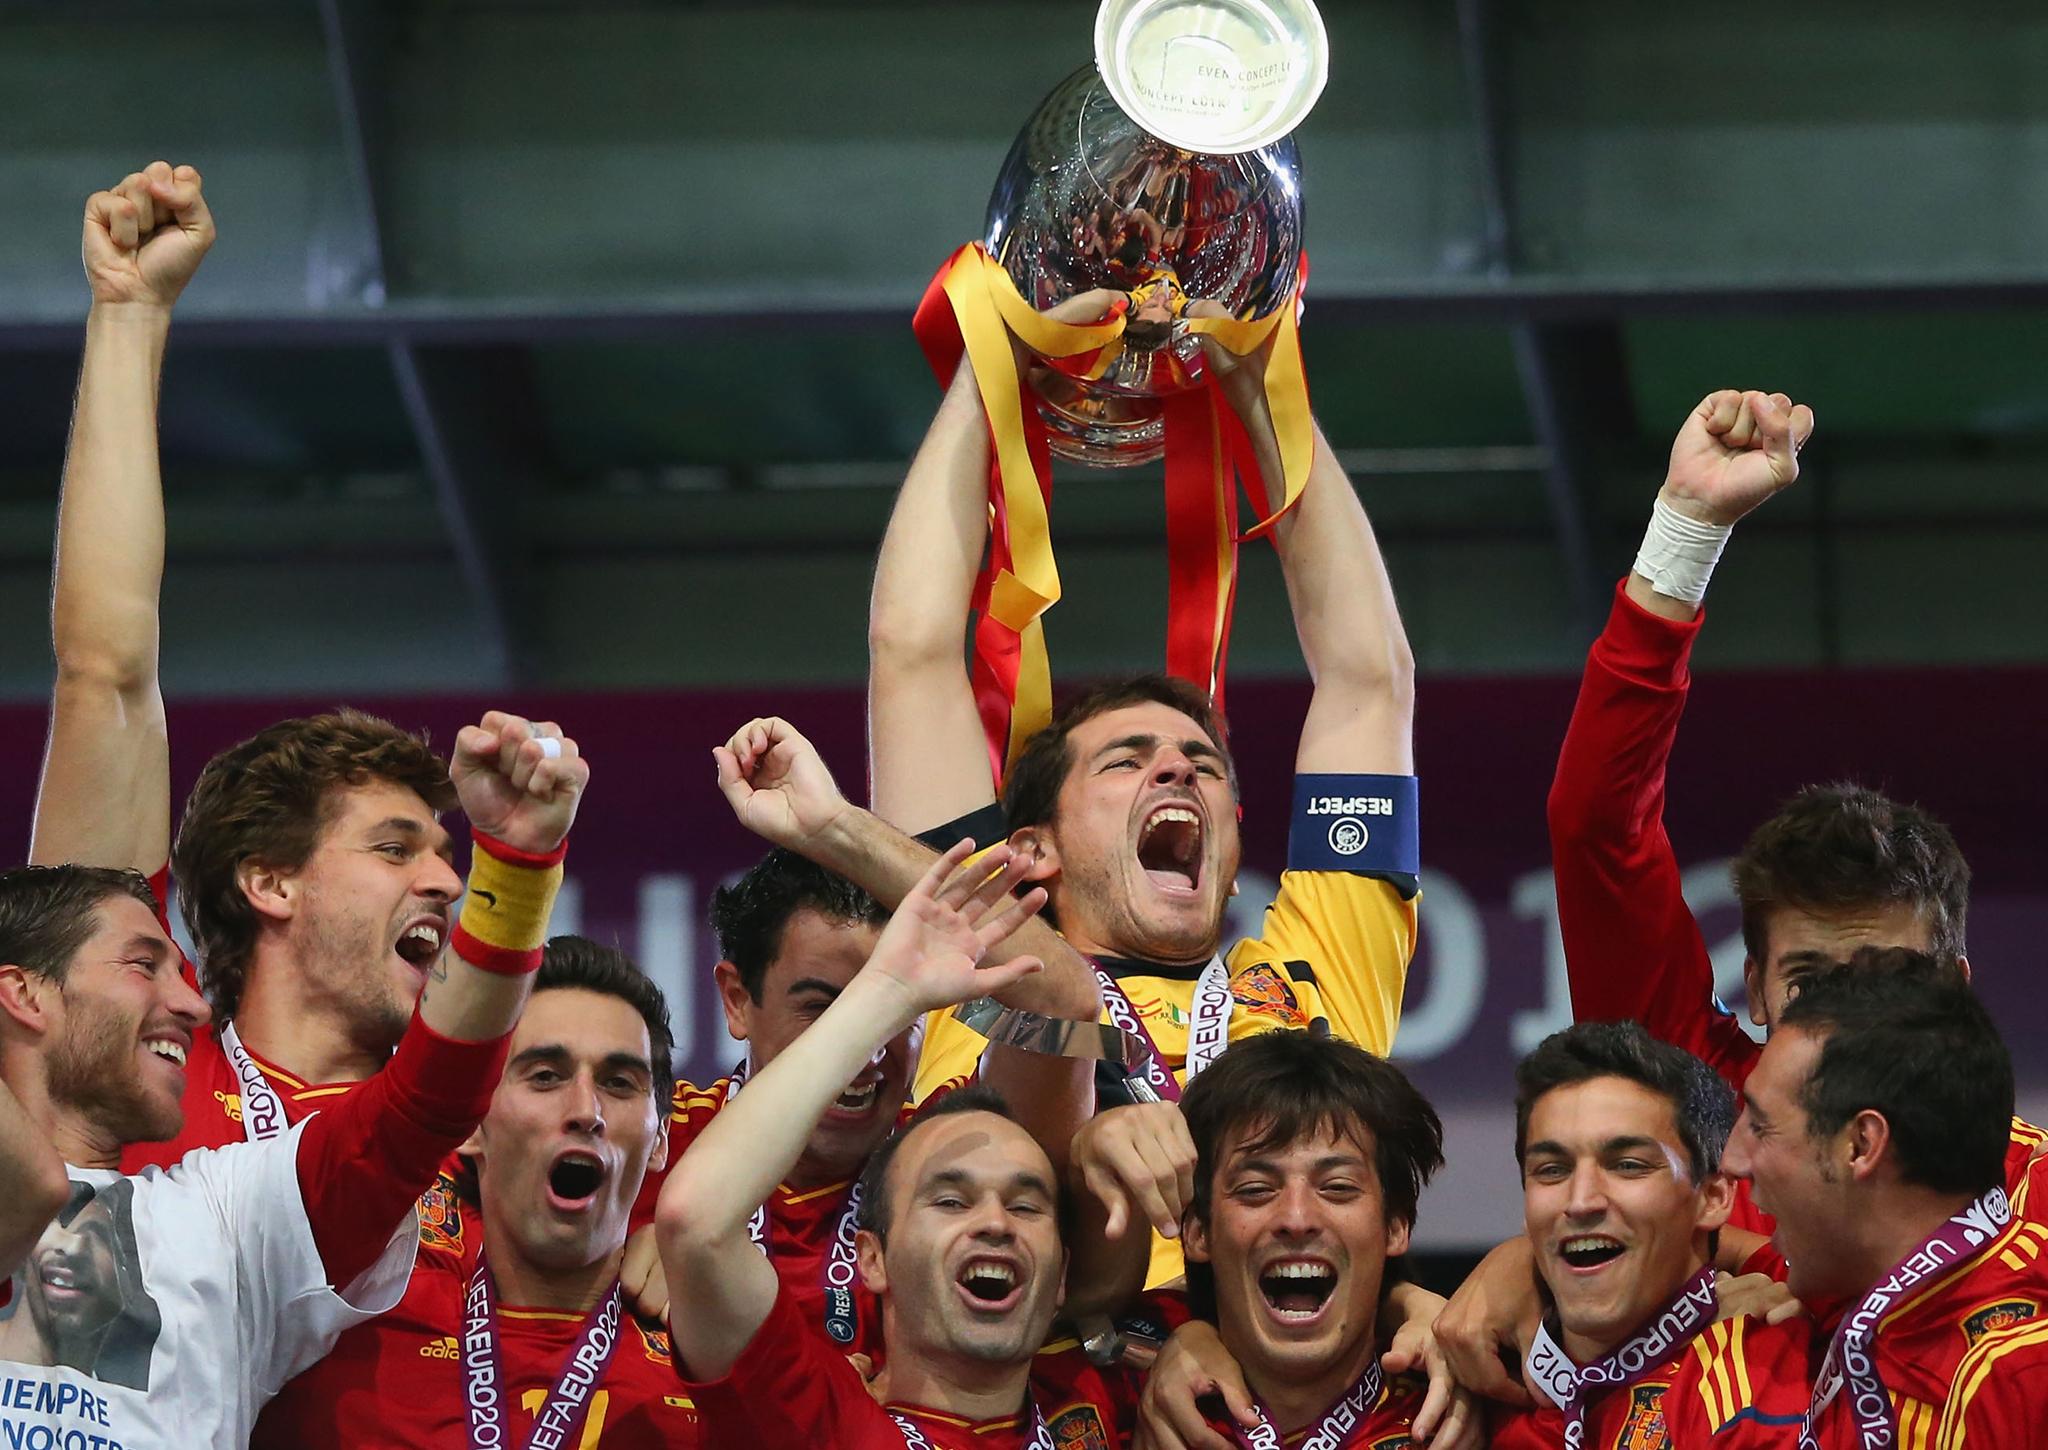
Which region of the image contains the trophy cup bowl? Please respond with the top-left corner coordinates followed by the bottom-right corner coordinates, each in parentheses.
top-left (983, 0), bottom-right (1327, 465)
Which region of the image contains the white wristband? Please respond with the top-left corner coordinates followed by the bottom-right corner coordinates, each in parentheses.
top-left (1633, 497), bottom-right (1731, 606)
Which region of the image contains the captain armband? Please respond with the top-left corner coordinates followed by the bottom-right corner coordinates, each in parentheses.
top-left (1288, 774), bottom-right (1419, 875)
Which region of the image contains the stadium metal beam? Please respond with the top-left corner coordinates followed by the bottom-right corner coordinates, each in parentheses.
top-left (1456, 0), bottom-right (1604, 640)
top-left (319, 0), bottom-right (528, 683)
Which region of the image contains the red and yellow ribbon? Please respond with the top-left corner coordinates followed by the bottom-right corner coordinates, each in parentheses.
top-left (913, 244), bottom-right (1313, 782)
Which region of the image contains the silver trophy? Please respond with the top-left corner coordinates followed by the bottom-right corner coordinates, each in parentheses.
top-left (984, 0), bottom-right (1328, 465)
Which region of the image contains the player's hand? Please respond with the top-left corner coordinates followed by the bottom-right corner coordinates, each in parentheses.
top-left (83, 161), bottom-right (215, 309)
top-left (1434, 1237), bottom-right (1541, 1407)
top-left (712, 716), bottom-right (850, 848)
top-left (451, 712), bottom-right (587, 855)
top-left (620, 1223), bottom-right (670, 1324)
top-left (1070, 1102), bottom-right (1196, 1242)
top-left (861, 839), bottom-right (1047, 1014)
top-left (1379, 1293), bottom-right (1482, 1449)
top-left (1714, 1269), bottom-right (1807, 1326)
top-left (1660, 389), bottom-right (1816, 527)
top-left (1134, 1319), bottom-right (1256, 1450)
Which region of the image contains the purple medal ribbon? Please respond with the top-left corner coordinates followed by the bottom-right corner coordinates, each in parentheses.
top-left (1800, 1185), bottom-right (2012, 1450)
top-left (1525, 1266), bottom-right (1717, 1450)
top-left (1228, 1358), bottom-right (1384, 1450)
top-left (725, 1059), bottom-right (865, 1346)
top-left (1094, 956), bottom-right (1232, 1103)
top-left (461, 1254), bottom-right (622, 1450)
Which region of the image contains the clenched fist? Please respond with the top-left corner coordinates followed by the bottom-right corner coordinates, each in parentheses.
top-left (451, 712), bottom-right (588, 856)
top-left (83, 161), bottom-right (215, 309)
top-left (1660, 389), bottom-right (1816, 528)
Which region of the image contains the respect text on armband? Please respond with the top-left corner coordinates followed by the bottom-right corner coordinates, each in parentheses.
top-left (1303, 796), bottom-right (1398, 817)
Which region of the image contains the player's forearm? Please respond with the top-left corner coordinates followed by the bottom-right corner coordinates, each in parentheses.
top-left (867, 361), bottom-right (1001, 828)
top-left (414, 831), bottom-right (567, 1042)
top-left (809, 805), bottom-right (1101, 1019)
top-left (0, 1079), bottom-right (71, 1281)
top-left (980, 1047), bottom-right (1094, 1178)
top-left (1271, 425), bottom-right (1416, 775)
top-left (661, 970), bottom-right (917, 1256)
top-left (53, 305), bottom-right (171, 690)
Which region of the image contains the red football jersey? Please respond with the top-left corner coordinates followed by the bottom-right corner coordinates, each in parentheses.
top-left (1802, 1194), bottom-right (2048, 1450)
top-left (251, 1173), bottom-right (700, 1450)
top-left (1201, 1371), bottom-right (1427, 1448)
top-left (119, 1024), bottom-right (366, 1171)
top-left (1661, 1315), bottom-right (1813, 1446)
top-left (681, 1281), bottom-right (1137, 1449)
top-left (1491, 1375), bottom-right (1682, 1450)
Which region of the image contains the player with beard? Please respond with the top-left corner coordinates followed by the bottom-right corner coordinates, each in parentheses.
top-left (254, 936), bottom-right (694, 1448)
top-left (27, 164), bottom-right (483, 1169)
top-left (1125, 1030), bottom-right (1444, 1448)
top-left (0, 709), bottom-right (585, 1449)
top-left (660, 842), bottom-right (1151, 1448)
top-left (1492, 1022), bottom-right (1809, 1449)
top-left (864, 299), bottom-right (1420, 1105)
top-left (1722, 953), bottom-right (2048, 1449)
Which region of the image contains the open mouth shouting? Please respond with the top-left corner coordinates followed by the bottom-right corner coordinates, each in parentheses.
top-left (954, 1254), bottom-right (1026, 1316)
top-left (825, 1074), bottom-right (886, 1122)
top-left (394, 915), bottom-right (447, 975)
top-left (1557, 1234), bottom-right (1627, 1274)
top-left (545, 1149), bottom-right (609, 1214)
top-left (1258, 1257), bottom-right (1340, 1325)
top-left (1136, 800), bottom-right (1205, 896)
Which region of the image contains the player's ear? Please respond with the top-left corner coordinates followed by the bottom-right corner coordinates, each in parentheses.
top-left (1384, 1216), bottom-right (1412, 1260)
top-left (238, 857), bottom-right (296, 925)
top-left (856, 1227), bottom-right (888, 1295)
top-left (1695, 1171), bottom-right (1735, 1234)
top-left (1007, 827), bottom-right (1059, 884)
top-left (0, 961), bottom-right (55, 1035)
top-left (646, 1116), bottom-right (671, 1175)
top-left (713, 960), bottom-right (752, 1044)
top-left (1741, 955), bottom-right (1770, 1029)
top-left (1182, 1209), bottom-right (1212, 1266)
top-left (1844, 1109), bottom-right (1892, 1183)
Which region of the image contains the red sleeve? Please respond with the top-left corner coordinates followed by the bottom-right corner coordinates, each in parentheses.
top-left (294, 1008), bottom-right (509, 1288)
top-left (1547, 580), bottom-right (1760, 1085)
top-left (147, 864), bottom-right (201, 995)
top-left (677, 1280), bottom-right (893, 1446)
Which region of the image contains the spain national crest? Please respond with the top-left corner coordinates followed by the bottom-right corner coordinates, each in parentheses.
top-left (1615, 1384), bottom-right (1668, 1450)
top-left (1231, 963), bottom-right (1307, 1026)
top-left (1963, 1298), bottom-right (2039, 1345)
top-left (416, 1171), bottom-right (465, 1254)
top-left (1047, 1404), bottom-right (1111, 1450)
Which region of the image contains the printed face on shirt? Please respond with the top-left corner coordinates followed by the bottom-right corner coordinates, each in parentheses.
top-left (272, 778), bottom-right (459, 1057)
top-left (1722, 1027), bottom-right (1858, 1302)
top-left (26, 1194), bottom-right (126, 1368)
top-left (1742, 902), bottom-right (1932, 1030)
top-left (471, 987), bottom-right (669, 1276)
top-left (1521, 1076), bottom-right (1731, 1363)
top-left (859, 1110), bottom-right (1065, 1368)
top-left (1184, 1120), bottom-right (1405, 1396)
top-left (717, 910), bottom-right (908, 1183)
top-left (1026, 702), bottom-right (1241, 966)
top-left (43, 892), bottom-right (207, 1147)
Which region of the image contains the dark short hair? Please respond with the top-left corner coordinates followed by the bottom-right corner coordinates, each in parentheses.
top-left (0, 866), bottom-right (162, 986)
top-left (1778, 947), bottom-right (2011, 1197)
top-left (708, 849), bottom-right (886, 1001)
top-left (172, 709), bottom-right (454, 1018)
top-left (1183, 1032), bottom-right (1443, 1236)
top-left (1514, 1022), bottom-right (1736, 1183)
top-left (534, 935), bottom-right (676, 1105)
top-left (1001, 674), bottom-right (1237, 833)
top-left (855, 1084), bottom-right (1030, 1240)
top-left (1733, 784), bottom-right (1969, 967)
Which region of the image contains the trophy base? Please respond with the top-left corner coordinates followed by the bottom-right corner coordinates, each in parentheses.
top-left (1030, 368), bottom-right (1166, 467)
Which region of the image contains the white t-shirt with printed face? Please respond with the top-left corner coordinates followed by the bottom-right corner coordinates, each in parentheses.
top-left (0, 1118), bottom-right (416, 1450)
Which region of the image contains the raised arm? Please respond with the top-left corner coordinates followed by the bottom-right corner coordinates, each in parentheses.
top-left (866, 360), bottom-right (1000, 834)
top-left (295, 711), bottom-right (586, 1287)
top-left (1550, 391), bottom-right (1812, 1073)
top-left (717, 715), bottom-right (1099, 1163)
top-left (1273, 424), bottom-right (1415, 776)
top-left (31, 163), bottom-right (214, 873)
top-left (658, 843), bottom-right (1047, 1379)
